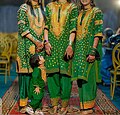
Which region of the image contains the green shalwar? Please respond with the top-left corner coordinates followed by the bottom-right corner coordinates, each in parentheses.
top-left (29, 67), bottom-right (45, 110)
top-left (72, 7), bottom-right (103, 109)
top-left (17, 3), bottom-right (45, 107)
top-left (45, 1), bottom-right (78, 107)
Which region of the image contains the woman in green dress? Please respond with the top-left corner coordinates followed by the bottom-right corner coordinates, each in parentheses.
top-left (44, 0), bottom-right (78, 114)
top-left (72, 0), bottom-right (103, 114)
top-left (17, 0), bottom-right (45, 113)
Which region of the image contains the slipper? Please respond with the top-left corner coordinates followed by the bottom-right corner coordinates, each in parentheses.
top-left (67, 106), bottom-right (80, 113)
top-left (35, 108), bottom-right (44, 115)
top-left (80, 108), bottom-right (94, 115)
top-left (19, 106), bottom-right (27, 113)
top-left (57, 107), bottom-right (68, 115)
top-left (26, 106), bottom-right (34, 115)
top-left (48, 106), bottom-right (58, 114)
top-left (42, 106), bottom-right (50, 112)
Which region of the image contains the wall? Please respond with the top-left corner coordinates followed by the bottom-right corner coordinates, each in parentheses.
top-left (0, 6), bottom-right (19, 33)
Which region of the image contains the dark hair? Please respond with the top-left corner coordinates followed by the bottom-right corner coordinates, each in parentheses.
top-left (25, 0), bottom-right (46, 20)
top-left (25, 0), bottom-right (41, 6)
top-left (104, 28), bottom-right (114, 38)
top-left (29, 54), bottom-right (40, 69)
top-left (52, 0), bottom-right (71, 2)
top-left (80, 0), bottom-right (96, 10)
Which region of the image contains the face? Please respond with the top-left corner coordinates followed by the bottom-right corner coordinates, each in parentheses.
top-left (80, 0), bottom-right (91, 6)
top-left (39, 56), bottom-right (45, 65)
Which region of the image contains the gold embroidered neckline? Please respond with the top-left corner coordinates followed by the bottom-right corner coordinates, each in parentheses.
top-left (84, 6), bottom-right (92, 11)
top-left (32, 5), bottom-right (40, 9)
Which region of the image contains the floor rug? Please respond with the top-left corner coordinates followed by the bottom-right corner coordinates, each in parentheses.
top-left (2, 81), bottom-right (120, 115)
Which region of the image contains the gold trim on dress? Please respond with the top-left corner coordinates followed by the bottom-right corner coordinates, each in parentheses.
top-left (46, 68), bottom-right (71, 76)
top-left (19, 3), bottom-right (28, 12)
top-left (95, 20), bottom-right (103, 25)
top-left (18, 20), bottom-right (26, 25)
top-left (70, 28), bottom-right (76, 33)
top-left (94, 33), bottom-right (103, 37)
top-left (20, 97), bottom-right (28, 107)
top-left (16, 55), bottom-right (33, 73)
top-left (80, 99), bottom-right (95, 109)
top-left (76, 8), bottom-right (93, 40)
top-left (94, 9), bottom-right (102, 14)
top-left (76, 8), bottom-right (101, 40)
top-left (49, 2), bottom-right (72, 38)
top-left (17, 68), bottom-right (33, 73)
top-left (29, 45), bottom-right (35, 54)
top-left (61, 100), bottom-right (69, 108)
top-left (21, 30), bottom-right (30, 37)
top-left (51, 97), bottom-right (60, 106)
top-left (40, 67), bottom-right (47, 82)
top-left (27, 6), bottom-right (45, 37)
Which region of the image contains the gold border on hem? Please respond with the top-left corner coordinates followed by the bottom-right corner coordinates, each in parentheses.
top-left (51, 97), bottom-right (60, 106)
top-left (80, 99), bottom-right (95, 109)
top-left (61, 100), bottom-right (69, 108)
top-left (19, 97), bottom-right (28, 107)
top-left (46, 69), bottom-right (71, 76)
top-left (21, 30), bottom-right (30, 37)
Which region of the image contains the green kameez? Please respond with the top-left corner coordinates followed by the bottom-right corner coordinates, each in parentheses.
top-left (45, 2), bottom-right (78, 107)
top-left (29, 67), bottom-right (45, 110)
top-left (72, 7), bottom-right (103, 109)
top-left (17, 3), bottom-right (45, 107)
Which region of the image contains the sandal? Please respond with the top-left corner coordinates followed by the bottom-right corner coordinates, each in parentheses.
top-left (35, 108), bottom-right (44, 115)
top-left (42, 106), bottom-right (50, 112)
top-left (19, 106), bottom-right (27, 113)
top-left (67, 106), bottom-right (80, 113)
top-left (26, 106), bottom-right (34, 115)
top-left (49, 106), bottom-right (58, 114)
top-left (57, 107), bottom-right (68, 115)
top-left (80, 108), bottom-right (94, 115)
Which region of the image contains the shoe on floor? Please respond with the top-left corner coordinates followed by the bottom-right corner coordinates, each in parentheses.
top-left (35, 108), bottom-right (44, 115)
top-left (49, 106), bottom-right (58, 114)
top-left (19, 106), bottom-right (27, 113)
top-left (57, 107), bottom-right (68, 115)
top-left (26, 106), bottom-right (34, 115)
top-left (80, 109), bottom-right (94, 115)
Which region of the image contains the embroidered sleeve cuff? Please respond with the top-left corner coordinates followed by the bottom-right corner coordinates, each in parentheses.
top-left (70, 28), bottom-right (76, 33)
top-left (94, 33), bottom-right (103, 38)
top-left (44, 25), bottom-right (49, 31)
top-left (95, 20), bottom-right (103, 25)
top-left (21, 30), bottom-right (30, 37)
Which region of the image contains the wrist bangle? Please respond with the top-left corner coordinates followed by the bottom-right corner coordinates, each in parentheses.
top-left (69, 40), bottom-right (73, 46)
top-left (29, 34), bottom-right (36, 44)
top-left (89, 48), bottom-right (97, 56)
top-left (44, 39), bottom-right (49, 43)
top-left (44, 39), bottom-right (49, 45)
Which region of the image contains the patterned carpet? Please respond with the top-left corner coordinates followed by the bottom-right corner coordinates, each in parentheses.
top-left (2, 79), bottom-right (120, 115)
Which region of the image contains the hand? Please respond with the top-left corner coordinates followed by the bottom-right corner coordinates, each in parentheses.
top-left (35, 40), bottom-right (44, 51)
top-left (34, 87), bottom-right (41, 95)
top-left (86, 55), bottom-right (95, 63)
top-left (65, 45), bottom-right (73, 60)
top-left (45, 42), bottom-right (52, 56)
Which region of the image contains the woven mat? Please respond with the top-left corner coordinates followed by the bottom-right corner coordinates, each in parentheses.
top-left (2, 80), bottom-right (120, 115)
